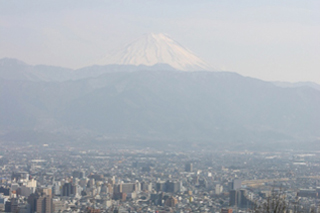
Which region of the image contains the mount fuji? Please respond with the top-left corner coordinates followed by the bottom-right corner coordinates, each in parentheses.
top-left (99, 33), bottom-right (213, 71)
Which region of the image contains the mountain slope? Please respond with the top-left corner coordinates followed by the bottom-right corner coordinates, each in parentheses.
top-left (273, 81), bottom-right (320, 91)
top-left (98, 33), bottom-right (213, 71)
top-left (1, 70), bottom-right (320, 144)
top-left (0, 58), bottom-right (73, 82)
top-left (61, 71), bottom-right (320, 141)
top-left (0, 58), bottom-right (40, 81)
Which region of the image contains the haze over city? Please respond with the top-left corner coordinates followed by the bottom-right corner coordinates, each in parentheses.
top-left (1, 1), bottom-right (320, 213)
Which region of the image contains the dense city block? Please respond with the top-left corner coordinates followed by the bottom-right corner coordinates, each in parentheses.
top-left (1, 142), bottom-right (320, 212)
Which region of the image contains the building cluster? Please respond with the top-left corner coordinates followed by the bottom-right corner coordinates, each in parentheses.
top-left (0, 141), bottom-right (320, 212)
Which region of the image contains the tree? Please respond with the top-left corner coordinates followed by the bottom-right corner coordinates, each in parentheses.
top-left (254, 190), bottom-right (287, 213)
top-left (253, 190), bottom-right (316, 213)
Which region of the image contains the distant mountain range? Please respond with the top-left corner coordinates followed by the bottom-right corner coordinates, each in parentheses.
top-left (1, 57), bottom-right (320, 146)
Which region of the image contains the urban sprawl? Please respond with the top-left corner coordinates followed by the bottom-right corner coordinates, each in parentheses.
top-left (0, 141), bottom-right (320, 213)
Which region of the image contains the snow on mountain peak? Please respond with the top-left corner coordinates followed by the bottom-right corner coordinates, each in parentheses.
top-left (99, 33), bottom-right (213, 71)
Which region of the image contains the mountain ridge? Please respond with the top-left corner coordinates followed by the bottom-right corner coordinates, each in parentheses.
top-left (1, 68), bottom-right (320, 144)
top-left (0, 58), bottom-right (178, 82)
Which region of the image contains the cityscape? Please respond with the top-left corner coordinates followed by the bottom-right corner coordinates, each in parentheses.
top-left (1, 141), bottom-right (320, 212)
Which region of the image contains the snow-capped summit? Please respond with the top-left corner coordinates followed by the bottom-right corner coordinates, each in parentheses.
top-left (99, 33), bottom-right (213, 71)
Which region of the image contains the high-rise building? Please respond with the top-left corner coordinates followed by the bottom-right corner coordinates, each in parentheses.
top-left (36, 195), bottom-right (52, 213)
top-left (113, 192), bottom-right (127, 201)
top-left (62, 182), bottom-right (77, 197)
top-left (8, 198), bottom-right (18, 213)
top-left (135, 181), bottom-right (141, 193)
top-left (121, 183), bottom-right (136, 194)
top-left (156, 180), bottom-right (181, 193)
top-left (87, 178), bottom-right (95, 188)
top-left (165, 196), bottom-right (178, 207)
top-left (229, 189), bottom-right (254, 209)
top-left (215, 184), bottom-right (223, 195)
top-left (185, 162), bottom-right (193, 172)
top-left (231, 179), bottom-right (241, 190)
top-left (4, 200), bottom-right (11, 213)
top-left (112, 182), bottom-right (139, 194)
top-left (141, 181), bottom-right (152, 192)
top-left (72, 170), bottom-right (85, 179)
top-left (229, 190), bottom-right (238, 206)
top-left (0, 186), bottom-right (10, 196)
top-left (28, 189), bottom-right (52, 213)
top-left (52, 182), bottom-right (61, 196)
top-left (107, 183), bottom-right (113, 195)
top-left (108, 176), bottom-right (116, 185)
top-left (221, 208), bottom-right (233, 213)
top-left (113, 183), bottom-right (122, 194)
top-left (297, 189), bottom-right (318, 198)
top-left (100, 183), bottom-right (108, 195)
top-left (166, 181), bottom-right (181, 193)
top-left (156, 182), bottom-right (166, 192)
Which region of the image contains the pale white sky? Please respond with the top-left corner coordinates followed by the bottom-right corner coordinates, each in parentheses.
top-left (1, 0), bottom-right (319, 83)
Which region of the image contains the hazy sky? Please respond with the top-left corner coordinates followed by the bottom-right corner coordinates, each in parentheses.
top-left (1, 0), bottom-right (319, 83)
